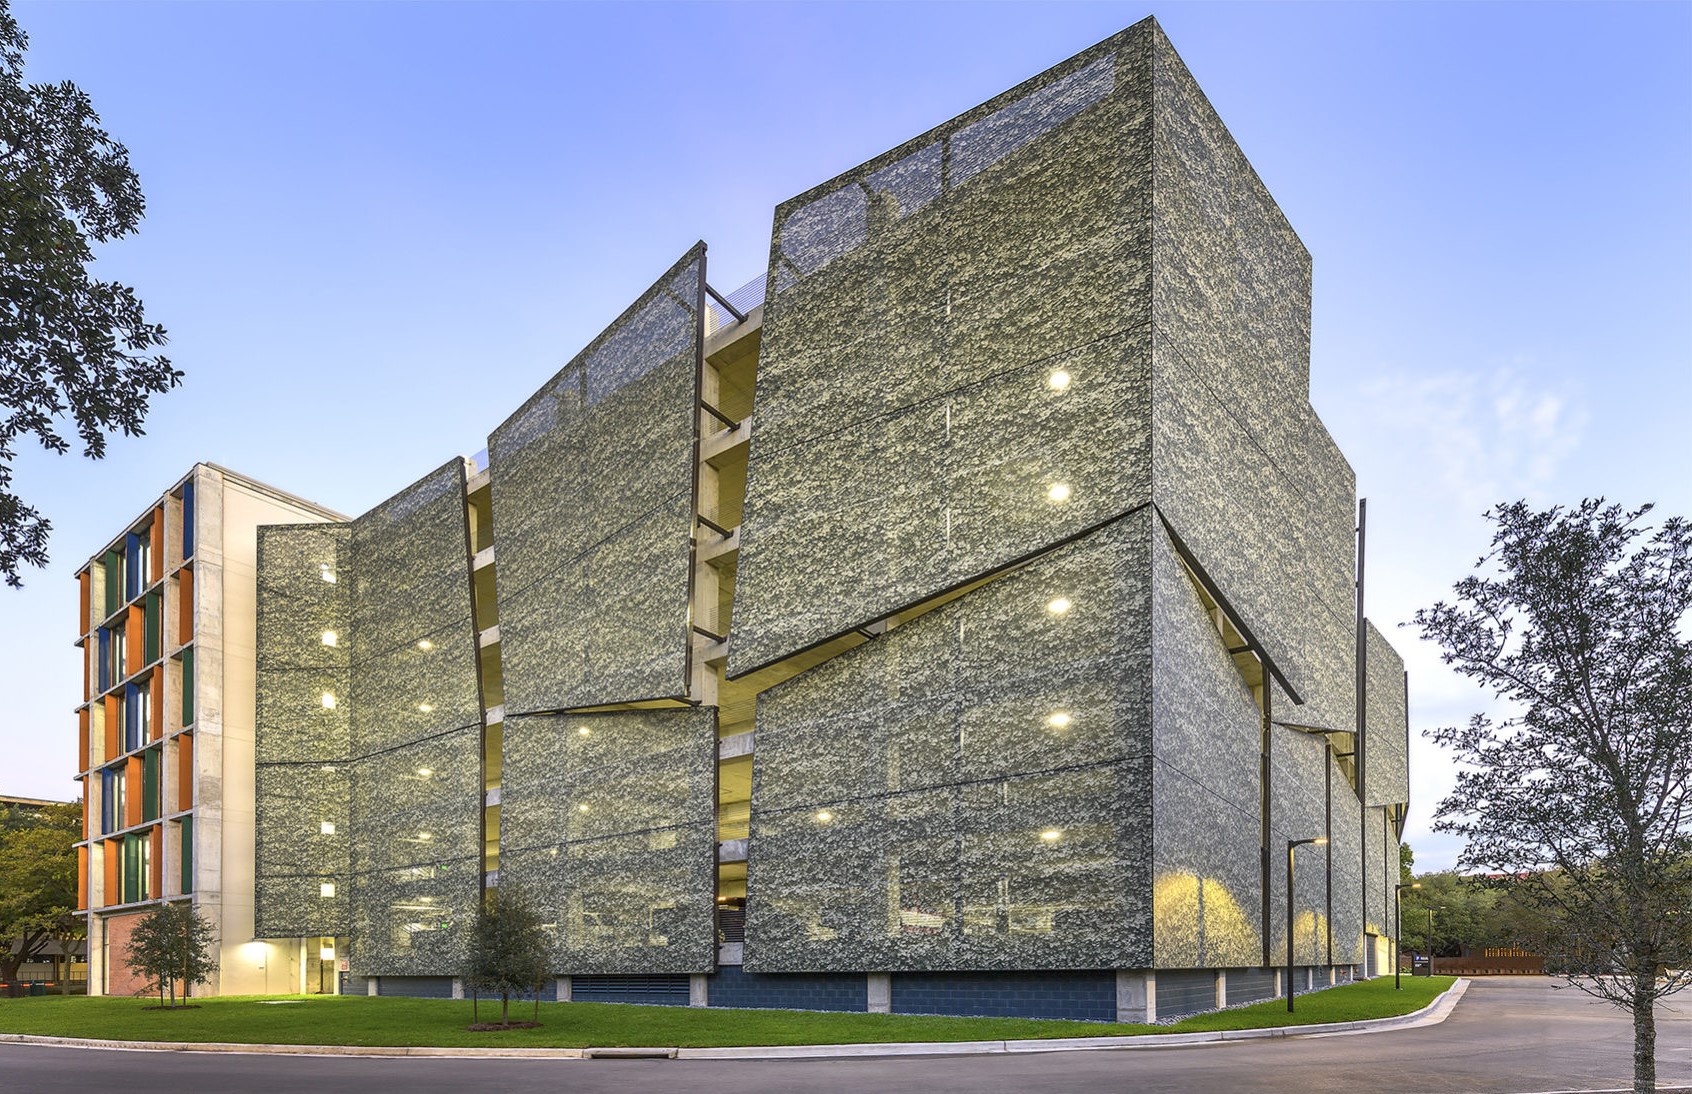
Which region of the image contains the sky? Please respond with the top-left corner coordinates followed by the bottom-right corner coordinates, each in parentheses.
top-left (2, 1), bottom-right (1687, 873)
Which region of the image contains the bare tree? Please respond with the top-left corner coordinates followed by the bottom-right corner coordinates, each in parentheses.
top-left (1415, 499), bottom-right (1692, 1094)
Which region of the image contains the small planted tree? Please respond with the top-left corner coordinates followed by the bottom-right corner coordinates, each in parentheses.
top-left (123, 902), bottom-right (216, 1009)
top-left (462, 884), bottom-right (550, 1030)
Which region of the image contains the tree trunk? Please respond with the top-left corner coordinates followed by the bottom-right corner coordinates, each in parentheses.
top-left (471, 988), bottom-right (479, 1024)
top-left (1631, 974), bottom-right (1656, 1094)
top-left (501, 991), bottom-right (510, 1028)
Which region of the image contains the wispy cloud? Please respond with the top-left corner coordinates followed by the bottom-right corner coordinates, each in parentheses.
top-left (1358, 363), bottom-right (1587, 514)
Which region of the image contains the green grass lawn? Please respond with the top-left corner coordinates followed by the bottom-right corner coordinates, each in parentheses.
top-left (0, 976), bottom-right (1455, 1049)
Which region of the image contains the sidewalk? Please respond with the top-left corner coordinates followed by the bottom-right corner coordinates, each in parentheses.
top-left (0, 979), bottom-right (1469, 1061)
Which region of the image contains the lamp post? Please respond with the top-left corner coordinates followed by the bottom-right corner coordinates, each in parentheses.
top-left (1287, 836), bottom-right (1329, 1012)
top-left (1394, 882), bottom-right (1421, 989)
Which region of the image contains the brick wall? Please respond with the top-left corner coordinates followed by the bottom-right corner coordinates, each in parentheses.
top-left (102, 910), bottom-right (152, 997)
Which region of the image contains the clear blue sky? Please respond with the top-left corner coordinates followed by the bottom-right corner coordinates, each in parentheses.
top-left (3, 1), bottom-right (1688, 872)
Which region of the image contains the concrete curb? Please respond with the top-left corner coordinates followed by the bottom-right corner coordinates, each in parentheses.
top-left (678, 978), bottom-right (1472, 1058)
top-left (0, 978), bottom-right (1470, 1061)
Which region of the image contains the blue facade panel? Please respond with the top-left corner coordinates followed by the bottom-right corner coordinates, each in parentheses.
top-left (181, 480), bottom-right (195, 559)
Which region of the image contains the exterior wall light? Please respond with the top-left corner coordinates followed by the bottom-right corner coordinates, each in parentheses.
top-left (416, 768), bottom-right (433, 778)
top-left (1045, 711), bottom-right (1072, 729)
top-left (577, 803), bottom-right (591, 813)
top-left (321, 631), bottom-right (337, 647)
top-left (1047, 369), bottom-right (1072, 391)
top-left (319, 566), bottom-right (336, 584)
top-left (1046, 596), bottom-right (1072, 615)
top-left (320, 692), bottom-right (336, 709)
top-left (577, 727), bottom-right (592, 736)
top-left (319, 883), bottom-right (335, 898)
top-left (416, 640), bottom-right (432, 651)
top-left (1047, 483), bottom-right (1072, 503)
top-left (417, 703), bottom-right (433, 713)
top-left (319, 821), bottom-right (336, 835)
top-left (1040, 829), bottom-right (1063, 841)
top-left (815, 810), bottom-right (833, 823)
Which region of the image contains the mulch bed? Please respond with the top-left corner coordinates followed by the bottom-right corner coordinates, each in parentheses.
top-left (466, 1020), bottom-right (543, 1031)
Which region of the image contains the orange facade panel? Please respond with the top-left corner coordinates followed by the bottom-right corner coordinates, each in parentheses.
top-left (178, 566), bottom-right (194, 643)
top-left (78, 708), bottom-right (90, 775)
top-left (103, 694), bottom-right (121, 762)
top-left (102, 840), bottom-right (119, 909)
top-left (78, 571), bottom-right (91, 636)
top-left (126, 604), bottom-right (144, 675)
top-left (124, 756), bottom-right (142, 829)
top-left (177, 733), bottom-right (194, 811)
top-left (148, 825), bottom-right (163, 899)
top-left (150, 665), bottom-right (164, 742)
top-left (82, 639), bottom-right (90, 702)
top-left (77, 846), bottom-right (88, 912)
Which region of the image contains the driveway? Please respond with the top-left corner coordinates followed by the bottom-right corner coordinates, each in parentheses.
top-left (3, 977), bottom-right (1688, 1093)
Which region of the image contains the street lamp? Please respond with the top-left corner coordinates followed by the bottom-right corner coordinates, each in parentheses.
top-left (1394, 882), bottom-right (1421, 989)
top-left (1287, 836), bottom-right (1329, 1012)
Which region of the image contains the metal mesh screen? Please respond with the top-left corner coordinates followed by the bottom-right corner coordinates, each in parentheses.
top-left (489, 245), bottom-right (704, 714)
top-left (731, 26), bottom-right (1157, 677)
top-left (745, 513), bottom-right (1154, 973)
top-left (498, 708), bottom-right (717, 974)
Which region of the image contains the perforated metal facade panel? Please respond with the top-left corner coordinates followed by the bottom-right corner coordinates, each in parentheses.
top-left (499, 708), bottom-right (717, 974)
top-left (489, 245), bottom-right (704, 714)
top-left (745, 514), bottom-right (1154, 973)
top-left (255, 463), bottom-right (481, 974)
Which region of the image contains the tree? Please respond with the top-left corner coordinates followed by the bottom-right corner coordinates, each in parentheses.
top-left (0, 800), bottom-right (80, 985)
top-left (122, 902), bottom-right (216, 1008)
top-left (1415, 499), bottom-right (1692, 1094)
top-left (0, 0), bottom-right (180, 588)
top-left (462, 884), bottom-right (550, 1029)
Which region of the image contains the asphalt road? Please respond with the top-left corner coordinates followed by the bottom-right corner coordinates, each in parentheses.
top-left (3, 978), bottom-right (1688, 1094)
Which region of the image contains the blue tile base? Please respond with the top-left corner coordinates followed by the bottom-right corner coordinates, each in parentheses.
top-left (892, 970), bottom-right (1117, 1022)
top-left (707, 966), bottom-right (867, 1012)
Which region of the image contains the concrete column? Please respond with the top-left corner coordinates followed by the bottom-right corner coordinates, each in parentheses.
top-left (1273, 968), bottom-right (1283, 997)
top-left (1115, 970), bottom-right (1155, 1024)
top-left (451, 977), bottom-right (464, 1000)
top-left (366, 977), bottom-right (378, 996)
top-left (689, 973), bottom-right (708, 1007)
top-left (1306, 967), bottom-right (1315, 991)
top-left (297, 939), bottom-right (308, 995)
top-left (1213, 969), bottom-right (1227, 1009)
top-left (1328, 965), bottom-right (1337, 986)
top-left (556, 976), bottom-right (571, 1002)
top-left (867, 972), bottom-right (892, 1014)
